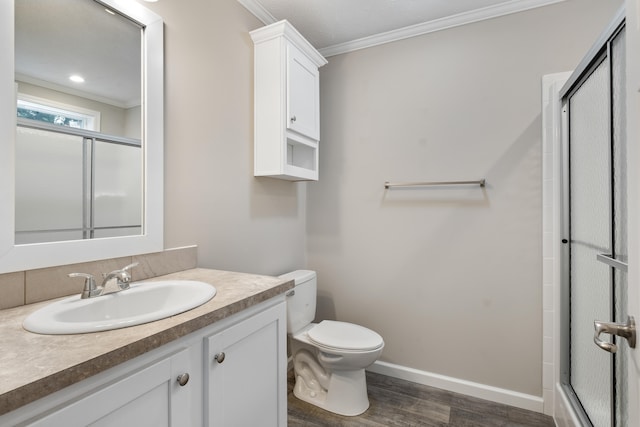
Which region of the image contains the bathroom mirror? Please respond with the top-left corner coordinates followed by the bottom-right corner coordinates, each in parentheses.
top-left (0, 0), bottom-right (164, 273)
top-left (15, 0), bottom-right (143, 245)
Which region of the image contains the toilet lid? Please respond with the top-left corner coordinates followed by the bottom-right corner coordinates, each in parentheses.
top-left (307, 320), bottom-right (383, 351)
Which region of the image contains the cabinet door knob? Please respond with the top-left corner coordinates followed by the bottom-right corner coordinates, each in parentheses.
top-left (214, 352), bottom-right (226, 364)
top-left (290, 115), bottom-right (297, 122)
top-left (176, 373), bottom-right (190, 386)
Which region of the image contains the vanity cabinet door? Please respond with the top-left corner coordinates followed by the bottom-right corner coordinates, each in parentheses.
top-left (287, 42), bottom-right (320, 141)
top-left (27, 348), bottom-right (193, 427)
top-left (205, 301), bottom-right (287, 427)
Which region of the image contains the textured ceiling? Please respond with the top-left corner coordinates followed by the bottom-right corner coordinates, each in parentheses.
top-left (15, 0), bottom-right (141, 108)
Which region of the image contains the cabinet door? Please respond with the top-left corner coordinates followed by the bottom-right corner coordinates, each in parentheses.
top-left (28, 348), bottom-right (192, 427)
top-left (205, 302), bottom-right (287, 427)
top-left (287, 43), bottom-right (320, 141)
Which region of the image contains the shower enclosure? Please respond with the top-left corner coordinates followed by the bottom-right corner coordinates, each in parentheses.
top-left (15, 120), bottom-right (142, 244)
top-left (558, 10), bottom-right (638, 427)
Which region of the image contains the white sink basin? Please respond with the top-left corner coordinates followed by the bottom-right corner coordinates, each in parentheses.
top-left (23, 280), bottom-right (216, 335)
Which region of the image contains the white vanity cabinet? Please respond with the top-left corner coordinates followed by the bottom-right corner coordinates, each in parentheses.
top-left (205, 301), bottom-right (287, 426)
top-left (28, 347), bottom-right (195, 427)
top-left (251, 20), bottom-right (327, 181)
top-left (0, 297), bottom-right (287, 427)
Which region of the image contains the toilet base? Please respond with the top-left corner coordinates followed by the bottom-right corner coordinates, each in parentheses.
top-left (293, 366), bottom-right (370, 416)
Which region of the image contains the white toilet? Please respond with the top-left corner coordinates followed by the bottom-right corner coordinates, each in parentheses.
top-left (279, 270), bottom-right (384, 416)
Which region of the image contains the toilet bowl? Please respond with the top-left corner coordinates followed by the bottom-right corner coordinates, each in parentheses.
top-left (279, 270), bottom-right (384, 416)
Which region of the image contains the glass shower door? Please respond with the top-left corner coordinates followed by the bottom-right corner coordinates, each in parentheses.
top-left (563, 24), bottom-right (627, 427)
top-left (567, 57), bottom-right (612, 427)
top-left (14, 127), bottom-right (85, 244)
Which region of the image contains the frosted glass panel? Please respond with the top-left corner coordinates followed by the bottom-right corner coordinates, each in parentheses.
top-left (569, 58), bottom-right (612, 427)
top-left (93, 141), bottom-right (142, 237)
top-left (612, 27), bottom-right (628, 427)
top-left (15, 127), bottom-right (84, 244)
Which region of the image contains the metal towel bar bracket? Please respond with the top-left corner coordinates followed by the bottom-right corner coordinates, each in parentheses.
top-left (384, 179), bottom-right (486, 189)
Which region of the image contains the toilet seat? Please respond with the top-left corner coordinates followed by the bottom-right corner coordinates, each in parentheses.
top-left (307, 320), bottom-right (384, 352)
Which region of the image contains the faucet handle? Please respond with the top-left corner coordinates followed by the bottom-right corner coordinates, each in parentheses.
top-left (121, 262), bottom-right (139, 272)
top-left (114, 262), bottom-right (139, 290)
top-left (100, 262), bottom-right (138, 279)
top-left (68, 273), bottom-right (102, 299)
top-left (120, 262), bottom-right (139, 285)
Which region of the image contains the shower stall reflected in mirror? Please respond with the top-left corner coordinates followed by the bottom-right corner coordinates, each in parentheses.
top-left (15, 122), bottom-right (142, 245)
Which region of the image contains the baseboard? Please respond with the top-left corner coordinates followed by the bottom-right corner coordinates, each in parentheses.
top-left (367, 360), bottom-right (545, 413)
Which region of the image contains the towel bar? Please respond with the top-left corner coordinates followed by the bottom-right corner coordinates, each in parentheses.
top-left (384, 179), bottom-right (486, 189)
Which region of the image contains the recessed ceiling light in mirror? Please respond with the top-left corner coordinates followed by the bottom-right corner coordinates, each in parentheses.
top-left (69, 74), bottom-right (85, 83)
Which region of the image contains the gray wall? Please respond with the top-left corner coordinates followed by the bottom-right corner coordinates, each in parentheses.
top-left (146, 0), bottom-right (307, 276)
top-left (143, 0), bottom-right (622, 398)
top-left (307, 0), bottom-right (623, 396)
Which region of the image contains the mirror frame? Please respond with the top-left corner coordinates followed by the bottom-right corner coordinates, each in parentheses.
top-left (0, 0), bottom-right (164, 273)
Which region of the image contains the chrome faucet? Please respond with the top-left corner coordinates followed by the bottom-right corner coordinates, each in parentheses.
top-left (68, 262), bottom-right (138, 299)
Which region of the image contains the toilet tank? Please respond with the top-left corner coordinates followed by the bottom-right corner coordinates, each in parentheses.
top-left (278, 270), bottom-right (316, 334)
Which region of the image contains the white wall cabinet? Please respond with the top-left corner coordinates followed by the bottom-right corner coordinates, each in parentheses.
top-left (1, 298), bottom-right (287, 427)
top-left (251, 20), bottom-right (327, 181)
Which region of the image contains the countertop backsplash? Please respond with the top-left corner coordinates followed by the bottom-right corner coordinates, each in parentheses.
top-left (0, 246), bottom-right (198, 309)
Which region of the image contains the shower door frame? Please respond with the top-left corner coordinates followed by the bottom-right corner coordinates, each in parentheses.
top-left (625, 1), bottom-right (640, 425)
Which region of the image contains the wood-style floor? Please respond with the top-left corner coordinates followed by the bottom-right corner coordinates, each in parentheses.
top-left (288, 370), bottom-right (555, 426)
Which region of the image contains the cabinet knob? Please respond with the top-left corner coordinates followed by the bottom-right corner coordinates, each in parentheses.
top-left (290, 115), bottom-right (297, 122)
top-left (176, 373), bottom-right (190, 386)
top-left (214, 352), bottom-right (226, 364)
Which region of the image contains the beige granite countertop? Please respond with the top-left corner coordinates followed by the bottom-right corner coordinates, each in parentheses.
top-left (0, 268), bottom-right (293, 416)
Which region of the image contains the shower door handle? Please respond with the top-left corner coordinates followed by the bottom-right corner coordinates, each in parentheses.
top-left (593, 316), bottom-right (636, 353)
top-left (596, 254), bottom-right (628, 272)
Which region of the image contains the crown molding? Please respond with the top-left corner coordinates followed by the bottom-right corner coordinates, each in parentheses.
top-left (239, 0), bottom-right (567, 57)
top-left (250, 20), bottom-right (327, 66)
top-left (237, 0), bottom-right (277, 25)
top-left (318, 0), bottom-right (567, 57)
